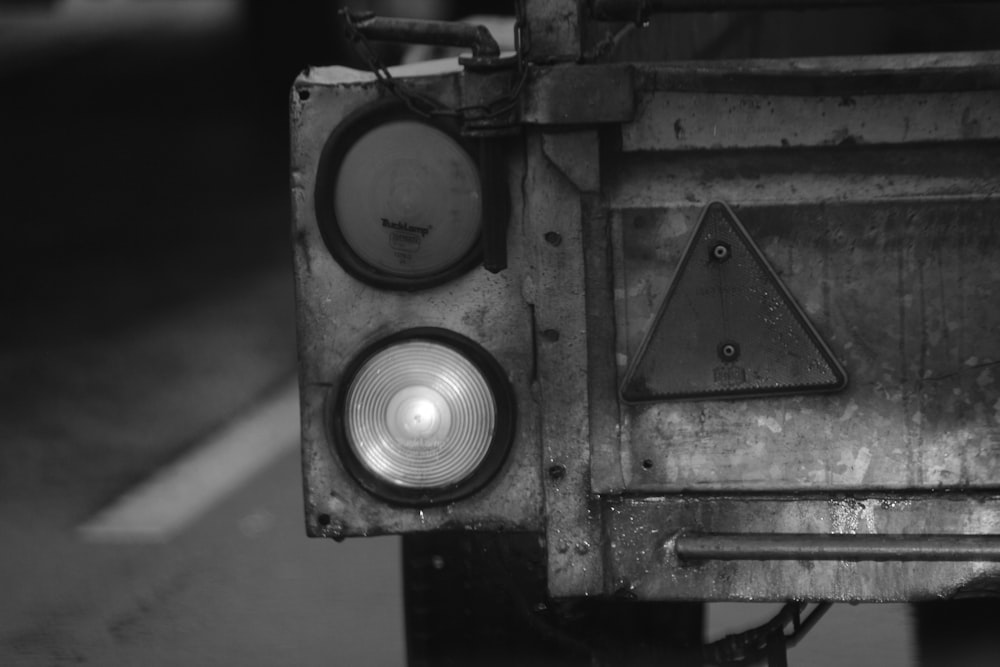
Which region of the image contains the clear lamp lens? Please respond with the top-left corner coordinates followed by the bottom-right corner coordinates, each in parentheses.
top-left (345, 340), bottom-right (496, 489)
top-left (333, 120), bottom-right (482, 279)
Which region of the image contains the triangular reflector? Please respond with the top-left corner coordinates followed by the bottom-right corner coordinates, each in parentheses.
top-left (620, 202), bottom-right (847, 402)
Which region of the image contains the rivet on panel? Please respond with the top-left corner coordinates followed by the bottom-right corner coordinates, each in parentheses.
top-left (718, 341), bottom-right (740, 362)
top-left (710, 241), bottom-right (731, 262)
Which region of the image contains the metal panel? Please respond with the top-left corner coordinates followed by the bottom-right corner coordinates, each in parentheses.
top-left (622, 90), bottom-right (1000, 151)
top-left (608, 199), bottom-right (1000, 492)
top-left (603, 113), bottom-right (1000, 494)
top-left (529, 129), bottom-right (605, 596)
top-left (587, 55), bottom-right (1000, 600)
top-left (631, 52), bottom-right (1000, 91)
top-left (525, 0), bottom-right (582, 63)
top-left (606, 144), bottom-right (1000, 208)
top-left (590, 0), bottom-right (989, 18)
top-left (291, 68), bottom-right (542, 538)
top-left (619, 53), bottom-right (1000, 152)
top-left (604, 495), bottom-right (1000, 601)
top-left (601, 69), bottom-right (1000, 497)
top-left (522, 64), bottom-right (636, 126)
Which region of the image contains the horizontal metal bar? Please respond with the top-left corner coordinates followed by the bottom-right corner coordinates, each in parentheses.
top-left (591, 0), bottom-right (992, 20)
top-left (348, 14), bottom-right (500, 58)
top-left (675, 533), bottom-right (1000, 561)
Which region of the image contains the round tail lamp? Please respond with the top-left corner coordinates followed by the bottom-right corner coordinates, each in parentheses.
top-left (314, 102), bottom-right (483, 290)
top-left (334, 329), bottom-right (515, 505)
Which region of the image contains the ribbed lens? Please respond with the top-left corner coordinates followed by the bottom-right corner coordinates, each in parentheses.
top-left (344, 340), bottom-right (496, 489)
top-left (333, 119), bottom-right (482, 279)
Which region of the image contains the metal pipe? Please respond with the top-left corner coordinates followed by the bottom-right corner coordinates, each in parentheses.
top-left (591, 0), bottom-right (992, 20)
top-left (348, 14), bottom-right (500, 59)
top-left (675, 533), bottom-right (1000, 561)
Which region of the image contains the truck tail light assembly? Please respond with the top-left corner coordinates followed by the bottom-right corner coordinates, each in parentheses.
top-left (292, 9), bottom-right (1000, 607)
top-left (291, 55), bottom-right (540, 543)
top-left (334, 329), bottom-right (515, 506)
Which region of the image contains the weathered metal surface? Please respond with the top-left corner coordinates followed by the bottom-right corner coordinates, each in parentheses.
top-left (293, 43), bottom-right (1000, 603)
top-left (604, 84), bottom-right (1000, 493)
top-left (291, 65), bottom-right (542, 538)
top-left (541, 130), bottom-right (601, 193)
top-left (598, 7), bottom-right (1000, 64)
top-left (604, 495), bottom-right (1000, 601)
top-left (675, 533), bottom-right (1000, 562)
top-left (583, 198), bottom-right (628, 496)
top-left (528, 129), bottom-right (604, 596)
top-left (607, 144), bottom-right (1000, 208)
top-left (620, 53), bottom-right (1000, 151)
top-left (540, 131), bottom-right (627, 500)
top-left (623, 90), bottom-right (999, 151)
top-left (587, 56), bottom-right (1000, 600)
top-left (524, 0), bottom-right (582, 63)
top-left (456, 66), bottom-right (522, 138)
top-left (590, 0), bottom-right (989, 20)
top-left (523, 64), bottom-right (636, 126)
top-left (633, 52), bottom-right (1000, 94)
top-left (609, 199), bottom-right (1000, 492)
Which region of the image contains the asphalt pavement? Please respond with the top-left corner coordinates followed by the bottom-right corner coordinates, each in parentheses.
top-left (0, 4), bottom-right (404, 665)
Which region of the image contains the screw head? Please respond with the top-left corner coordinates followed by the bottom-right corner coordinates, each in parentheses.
top-left (711, 242), bottom-right (732, 262)
top-left (718, 341), bottom-right (740, 362)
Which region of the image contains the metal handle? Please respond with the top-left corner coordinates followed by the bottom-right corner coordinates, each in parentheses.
top-left (675, 533), bottom-right (1000, 561)
top-left (346, 13), bottom-right (500, 59)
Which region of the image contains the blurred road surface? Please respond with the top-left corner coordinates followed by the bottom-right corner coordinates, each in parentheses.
top-left (0, 3), bottom-right (406, 666)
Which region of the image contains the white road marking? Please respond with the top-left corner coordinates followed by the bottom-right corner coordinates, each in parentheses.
top-left (78, 379), bottom-right (300, 543)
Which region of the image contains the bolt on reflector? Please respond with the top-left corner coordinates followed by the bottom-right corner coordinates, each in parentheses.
top-left (336, 331), bottom-right (514, 504)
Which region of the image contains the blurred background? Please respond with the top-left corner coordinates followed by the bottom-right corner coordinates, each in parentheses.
top-left (0, 1), bottom-right (995, 665)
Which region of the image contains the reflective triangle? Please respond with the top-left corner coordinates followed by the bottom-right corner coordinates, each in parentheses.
top-left (620, 202), bottom-right (847, 402)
